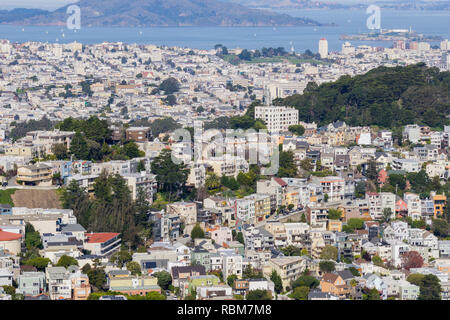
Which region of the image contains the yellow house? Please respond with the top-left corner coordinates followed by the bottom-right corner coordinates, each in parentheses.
top-left (328, 220), bottom-right (342, 232)
top-left (433, 194), bottom-right (446, 218)
top-left (17, 163), bottom-right (53, 186)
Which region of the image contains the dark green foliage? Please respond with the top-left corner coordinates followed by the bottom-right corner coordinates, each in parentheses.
top-left (56, 255), bottom-right (79, 268)
top-left (270, 270), bottom-right (283, 294)
top-left (288, 124), bottom-right (305, 136)
top-left (319, 261), bottom-right (336, 273)
top-left (418, 274), bottom-right (441, 300)
top-left (278, 64), bottom-right (450, 128)
top-left (25, 223), bottom-right (42, 250)
top-left (292, 275), bottom-right (319, 290)
top-left (151, 149), bottom-right (189, 201)
top-left (153, 271), bottom-right (172, 290)
top-left (159, 77), bottom-right (180, 94)
top-left (9, 116), bottom-right (53, 141)
top-left (280, 245), bottom-right (302, 256)
top-left (246, 289), bottom-right (272, 300)
top-left (190, 223), bottom-right (205, 240)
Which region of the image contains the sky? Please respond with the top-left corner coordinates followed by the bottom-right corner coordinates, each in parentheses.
top-left (0, 0), bottom-right (78, 10)
top-left (0, 0), bottom-right (441, 10)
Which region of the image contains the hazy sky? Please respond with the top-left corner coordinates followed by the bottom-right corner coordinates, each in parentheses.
top-left (0, 0), bottom-right (427, 10)
top-left (0, 0), bottom-right (78, 10)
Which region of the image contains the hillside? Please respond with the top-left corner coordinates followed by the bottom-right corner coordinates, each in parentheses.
top-left (10, 189), bottom-right (62, 209)
top-left (275, 63), bottom-right (450, 129)
top-left (0, 0), bottom-right (322, 27)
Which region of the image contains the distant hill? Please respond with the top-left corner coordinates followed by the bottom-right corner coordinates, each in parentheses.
top-left (220, 0), bottom-right (349, 9)
top-left (0, 0), bottom-right (323, 27)
top-left (274, 63), bottom-right (450, 129)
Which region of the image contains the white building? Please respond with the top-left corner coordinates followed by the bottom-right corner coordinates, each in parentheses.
top-left (254, 106), bottom-right (299, 133)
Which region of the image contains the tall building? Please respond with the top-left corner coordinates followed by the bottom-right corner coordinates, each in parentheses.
top-left (319, 38), bottom-right (328, 59)
top-left (440, 39), bottom-right (449, 51)
top-left (254, 106), bottom-right (299, 133)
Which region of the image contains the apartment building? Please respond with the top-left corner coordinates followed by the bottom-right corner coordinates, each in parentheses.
top-left (254, 106), bottom-right (299, 133)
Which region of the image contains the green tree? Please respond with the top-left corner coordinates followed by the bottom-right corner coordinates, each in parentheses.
top-left (126, 261), bottom-right (142, 275)
top-left (291, 286), bottom-right (309, 300)
top-left (418, 274), bottom-right (441, 300)
top-left (328, 209), bottom-right (342, 220)
top-left (24, 223), bottom-right (42, 250)
top-left (110, 250), bottom-right (132, 268)
top-left (22, 257), bottom-right (51, 271)
top-left (292, 275), bottom-right (319, 290)
top-left (320, 245), bottom-right (338, 261)
top-left (227, 274), bottom-right (238, 287)
top-left (56, 255), bottom-right (79, 268)
top-left (319, 261), bottom-right (336, 273)
top-left (70, 131), bottom-right (89, 160)
top-left (159, 77), bottom-right (180, 94)
top-left (432, 218), bottom-right (449, 238)
top-left (246, 289), bottom-right (272, 300)
top-left (288, 124), bottom-right (305, 136)
top-left (153, 271), bottom-right (172, 290)
top-left (151, 149), bottom-right (189, 201)
top-left (270, 270), bottom-right (283, 294)
top-left (190, 223), bottom-right (205, 240)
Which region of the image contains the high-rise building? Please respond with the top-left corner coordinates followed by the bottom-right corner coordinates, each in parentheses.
top-left (318, 38), bottom-right (328, 59)
top-left (254, 106), bottom-right (299, 133)
top-left (440, 39), bottom-right (449, 51)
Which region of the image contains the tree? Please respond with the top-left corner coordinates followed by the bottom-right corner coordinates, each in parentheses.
top-left (110, 250), bottom-right (132, 268)
top-left (25, 223), bottom-right (42, 250)
top-left (432, 218), bottom-right (449, 237)
top-left (190, 223), bottom-right (205, 240)
top-left (348, 267), bottom-right (360, 277)
top-left (418, 274), bottom-right (441, 300)
top-left (137, 160), bottom-right (146, 172)
top-left (22, 257), bottom-right (51, 271)
top-left (364, 288), bottom-right (381, 300)
top-left (401, 251), bottom-right (424, 271)
top-left (52, 143), bottom-right (69, 160)
top-left (291, 286), bottom-right (309, 300)
top-left (227, 274), bottom-right (238, 287)
top-left (159, 77), bottom-right (180, 94)
top-left (320, 245), bottom-right (338, 261)
top-left (366, 160), bottom-right (378, 181)
top-left (407, 273), bottom-right (425, 286)
top-left (270, 270), bottom-right (283, 294)
top-left (382, 208), bottom-right (393, 223)
top-left (126, 261), bottom-right (142, 275)
top-left (146, 291), bottom-right (166, 300)
top-left (300, 158), bottom-right (314, 172)
top-left (151, 149), bottom-right (189, 201)
top-left (280, 245), bottom-right (302, 256)
top-left (236, 232), bottom-right (244, 245)
top-left (246, 289), bottom-right (272, 300)
top-left (56, 255), bottom-right (79, 268)
top-left (319, 261), bottom-right (336, 273)
top-left (343, 218), bottom-right (365, 233)
top-left (122, 141), bottom-right (143, 159)
top-left (86, 268), bottom-right (106, 289)
top-left (372, 255), bottom-right (384, 267)
top-left (291, 275), bottom-right (319, 290)
top-left (328, 209), bottom-right (342, 220)
top-left (288, 124), bottom-right (305, 136)
top-left (70, 131), bottom-right (89, 160)
top-left (205, 173), bottom-right (221, 193)
top-left (153, 271), bottom-right (172, 290)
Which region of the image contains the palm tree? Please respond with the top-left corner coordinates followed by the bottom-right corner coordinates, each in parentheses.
top-left (205, 173), bottom-right (221, 193)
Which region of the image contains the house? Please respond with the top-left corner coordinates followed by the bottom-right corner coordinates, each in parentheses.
top-left (263, 256), bottom-right (305, 290)
top-left (171, 265), bottom-right (206, 287)
top-left (46, 267), bottom-right (72, 300)
top-left (320, 273), bottom-right (351, 299)
top-left (0, 228), bottom-right (22, 255)
top-left (108, 273), bottom-right (161, 296)
top-left (84, 232), bottom-right (121, 257)
top-left (16, 272), bottom-right (46, 296)
top-left (166, 201), bottom-right (197, 226)
top-left (308, 289), bottom-right (339, 300)
top-left (17, 163), bottom-right (53, 186)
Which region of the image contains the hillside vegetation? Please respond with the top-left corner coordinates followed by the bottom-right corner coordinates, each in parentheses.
top-left (275, 63), bottom-right (450, 129)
